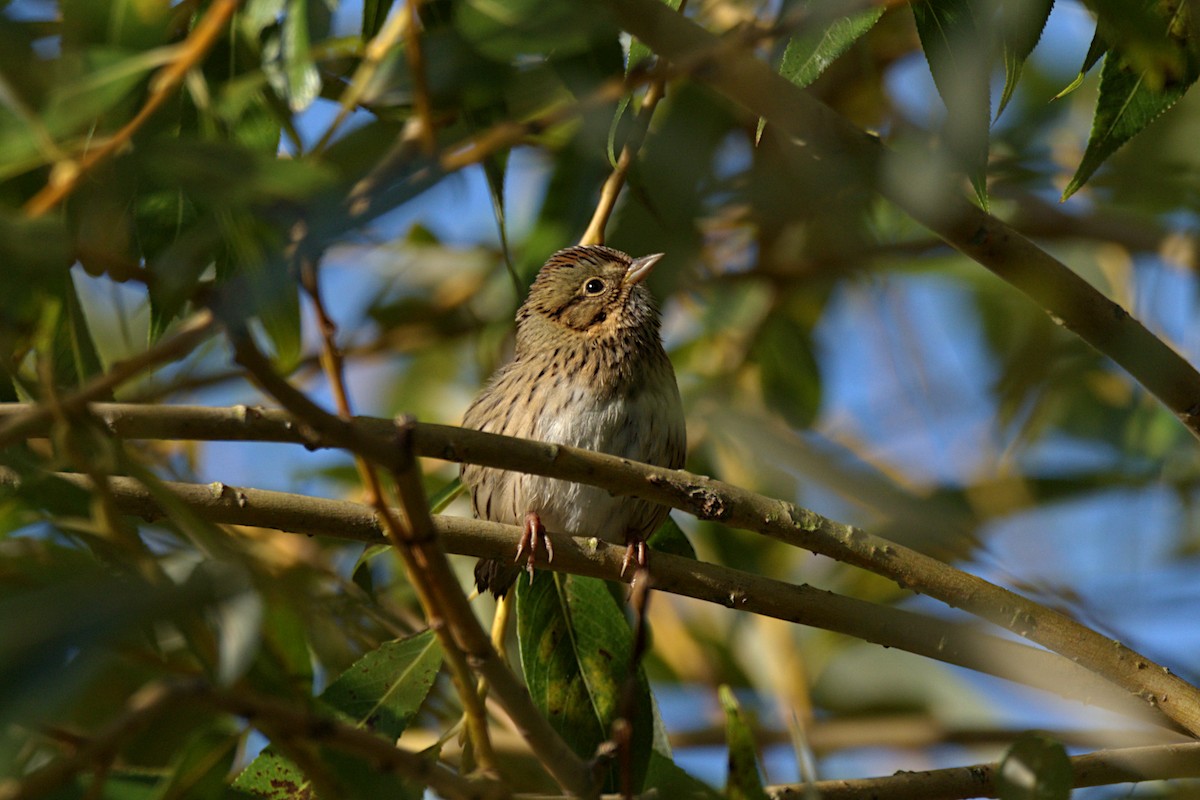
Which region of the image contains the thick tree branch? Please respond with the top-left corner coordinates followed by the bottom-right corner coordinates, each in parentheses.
top-left (1, 464), bottom-right (1187, 733)
top-left (768, 740), bottom-right (1200, 800)
top-left (601, 0), bottom-right (1200, 441)
top-left (13, 401), bottom-right (1195, 734)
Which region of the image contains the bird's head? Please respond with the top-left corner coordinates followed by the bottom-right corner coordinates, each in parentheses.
top-left (517, 245), bottom-right (663, 346)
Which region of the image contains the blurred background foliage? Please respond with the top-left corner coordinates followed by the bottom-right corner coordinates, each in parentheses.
top-left (3, 0), bottom-right (1200, 796)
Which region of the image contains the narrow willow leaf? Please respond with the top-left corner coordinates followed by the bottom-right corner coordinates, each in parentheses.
top-left (429, 476), bottom-right (464, 513)
top-left (516, 572), bottom-right (654, 791)
top-left (720, 686), bottom-right (769, 800)
top-left (912, 0), bottom-right (991, 208)
top-left (1063, 44), bottom-right (1199, 199)
top-left (997, 0), bottom-right (1054, 118)
top-left (362, 0), bottom-right (396, 39)
top-left (756, 4), bottom-right (884, 143)
top-left (60, 272), bottom-right (105, 387)
top-left (1054, 27), bottom-right (1108, 100)
top-left (280, 0), bottom-right (321, 112)
top-left (997, 733), bottom-right (1072, 800)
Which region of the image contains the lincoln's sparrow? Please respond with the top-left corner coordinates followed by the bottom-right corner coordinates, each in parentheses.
top-left (462, 245), bottom-right (686, 597)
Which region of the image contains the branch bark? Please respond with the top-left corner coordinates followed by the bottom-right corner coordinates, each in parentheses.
top-left (13, 401), bottom-right (1193, 734)
top-left (0, 463), bottom-right (1185, 733)
top-left (768, 740), bottom-right (1200, 800)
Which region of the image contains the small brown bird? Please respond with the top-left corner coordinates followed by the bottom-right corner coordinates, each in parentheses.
top-left (462, 245), bottom-right (686, 597)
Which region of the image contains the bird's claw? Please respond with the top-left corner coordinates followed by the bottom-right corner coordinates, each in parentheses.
top-left (514, 511), bottom-right (553, 581)
top-left (620, 534), bottom-right (648, 578)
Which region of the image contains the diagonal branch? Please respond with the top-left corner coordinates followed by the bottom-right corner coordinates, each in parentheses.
top-left (23, 0), bottom-right (242, 217)
top-left (0, 462), bottom-right (1186, 733)
top-left (602, 0), bottom-right (1200, 441)
top-left (8, 401), bottom-right (1198, 734)
top-left (767, 740), bottom-right (1200, 800)
top-left (226, 338), bottom-right (595, 796)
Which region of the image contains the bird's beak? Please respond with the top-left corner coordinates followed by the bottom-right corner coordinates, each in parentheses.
top-left (625, 253), bottom-right (665, 285)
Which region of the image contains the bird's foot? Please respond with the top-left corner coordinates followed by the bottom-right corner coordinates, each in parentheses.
top-left (620, 531), bottom-right (648, 578)
top-left (514, 510), bottom-right (553, 580)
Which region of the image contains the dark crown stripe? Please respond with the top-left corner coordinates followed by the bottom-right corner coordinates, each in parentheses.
top-left (544, 244), bottom-right (631, 270)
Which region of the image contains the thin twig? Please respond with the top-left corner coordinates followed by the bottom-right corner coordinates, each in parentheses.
top-left (579, 0), bottom-right (683, 250)
top-left (403, 0), bottom-right (437, 155)
top-left (23, 0), bottom-right (241, 217)
top-left (294, 243), bottom-right (500, 772)
top-left (0, 682), bottom-right (183, 800)
top-left (0, 312), bottom-right (216, 450)
top-left (223, 343), bottom-right (596, 797)
top-left (312, 5), bottom-right (411, 153)
top-left (2, 463), bottom-right (1183, 732)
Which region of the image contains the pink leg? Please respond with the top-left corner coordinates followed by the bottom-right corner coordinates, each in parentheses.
top-left (514, 510), bottom-right (554, 579)
top-left (620, 531), bottom-right (648, 578)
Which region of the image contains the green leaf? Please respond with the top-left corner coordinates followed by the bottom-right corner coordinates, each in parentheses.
top-left (647, 516), bottom-right (696, 560)
top-left (54, 271), bottom-right (107, 390)
top-left (643, 750), bottom-right (722, 798)
top-left (429, 477), bottom-right (464, 514)
top-left (720, 686), bottom-right (769, 800)
top-left (363, 0), bottom-right (397, 39)
top-left (911, 0), bottom-right (991, 208)
top-left (455, 0), bottom-right (617, 62)
top-left (626, 0), bottom-right (683, 72)
top-left (516, 572), bottom-right (654, 791)
top-left (1054, 27), bottom-right (1108, 100)
top-left (256, 269), bottom-right (303, 371)
top-left (996, 0), bottom-right (1054, 119)
top-left (613, 0), bottom-right (684, 161)
top-left (268, 0), bottom-right (322, 112)
top-left (780, 6), bottom-right (884, 90)
top-left (233, 630), bottom-right (441, 797)
top-left (1062, 19), bottom-right (1200, 199)
top-left (319, 630), bottom-right (442, 740)
top-left (757, 4), bottom-right (883, 142)
top-left (997, 733), bottom-right (1072, 800)
top-left (148, 727), bottom-right (240, 800)
top-left (754, 315), bottom-right (821, 429)
top-left (61, 0), bottom-right (173, 51)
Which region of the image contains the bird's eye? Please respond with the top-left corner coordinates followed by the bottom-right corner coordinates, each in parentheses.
top-left (584, 278), bottom-right (606, 295)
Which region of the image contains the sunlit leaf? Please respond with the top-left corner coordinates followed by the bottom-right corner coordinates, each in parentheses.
top-left (265, 0), bottom-right (322, 112)
top-left (516, 572), bottom-right (653, 791)
top-left (362, 0), bottom-right (397, 39)
top-left (1054, 27), bottom-right (1108, 100)
top-left (1063, 21), bottom-right (1200, 199)
top-left (755, 3), bottom-right (883, 142)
